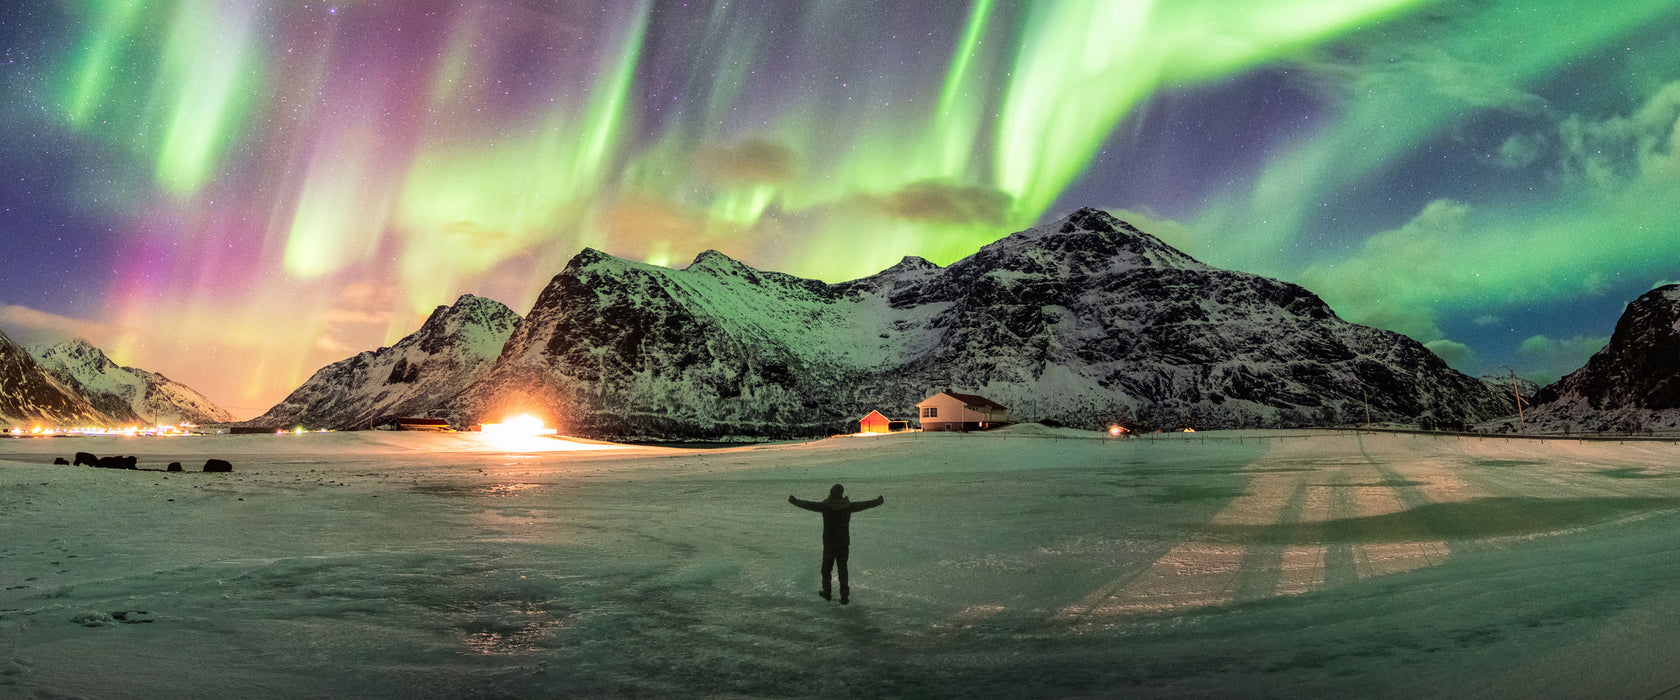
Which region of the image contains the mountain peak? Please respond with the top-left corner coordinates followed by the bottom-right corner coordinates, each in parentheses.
top-left (687, 249), bottom-right (745, 273)
top-left (566, 247), bottom-right (618, 270)
top-left (889, 255), bottom-right (939, 272)
top-left (31, 338), bottom-right (117, 370)
top-left (1058, 206), bottom-right (1134, 235)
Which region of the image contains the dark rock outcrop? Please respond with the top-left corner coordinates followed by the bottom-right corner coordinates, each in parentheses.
top-left (53, 457), bottom-right (69, 465)
top-left (203, 458), bottom-right (232, 472)
top-left (74, 451), bottom-right (97, 467)
top-left (95, 455), bottom-right (137, 470)
top-left (0, 329), bottom-right (104, 429)
top-left (1522, 285), bottom-right (1680, 432)
top-left (167, 461), bottom-right (182, 472)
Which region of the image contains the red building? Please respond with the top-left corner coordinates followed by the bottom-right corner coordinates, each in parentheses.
top-left (859, 410), bottom-right (892, 433)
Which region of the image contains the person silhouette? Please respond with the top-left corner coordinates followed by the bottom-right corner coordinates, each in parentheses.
top-left (788, 484), bottom-right (884, 604)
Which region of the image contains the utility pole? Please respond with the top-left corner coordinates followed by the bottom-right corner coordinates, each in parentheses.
top-left (1363, 387), bottom-right (1371, 431)
top-left (1500, 365), bottom-right (1527, 432)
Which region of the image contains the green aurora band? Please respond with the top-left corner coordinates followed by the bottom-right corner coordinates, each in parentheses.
top-left (11, 0), bottom-right (1680, 412)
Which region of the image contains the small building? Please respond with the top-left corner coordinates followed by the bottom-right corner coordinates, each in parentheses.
top-left (858, 410), bottom-right (912, 434)
top-left (916, 391), bottom-right (1014, 432)
top-left (394, 417), bottom-right (452, 432)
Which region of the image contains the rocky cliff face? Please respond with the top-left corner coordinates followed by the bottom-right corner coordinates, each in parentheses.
top-left (0, 329), bottom-right (105, 429)
top-left (446, 207), bottom-right (1510, 438)
top-left (29, 339), bottom-right (236, 426)
top-left (244, 294), bottom-right (519, 429)
top-left (1521, 285), bottom-right (1680, 432)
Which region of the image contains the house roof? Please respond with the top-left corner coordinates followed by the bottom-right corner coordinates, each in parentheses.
top-left (395, 417), bottom-right (450, 425)
top-left (918, 391), bottom-right (1008, 411)
top-left (860, 410), bottom-right (891, 422)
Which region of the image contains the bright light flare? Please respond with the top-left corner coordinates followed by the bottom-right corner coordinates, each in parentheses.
top-left (480, 413), bottom-right (557, 436)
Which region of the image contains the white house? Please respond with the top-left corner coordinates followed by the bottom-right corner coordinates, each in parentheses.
top-left (915, 391), bottom-right (1013, 432)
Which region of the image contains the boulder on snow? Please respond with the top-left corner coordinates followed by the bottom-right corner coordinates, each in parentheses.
top-left (203, 458), bottom-right (232, 473)
top-left (167, 461), bottom-right (182, 472)
top-left (96, 455), bottom-right (137, 470)
top-left (53, 457), bottom-right (70, 465)
top-left (74, 451), bottom-right (98, 467)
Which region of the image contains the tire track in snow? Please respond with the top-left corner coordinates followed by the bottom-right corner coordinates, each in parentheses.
top-left (1052, 436), bottom-right (1474, 628)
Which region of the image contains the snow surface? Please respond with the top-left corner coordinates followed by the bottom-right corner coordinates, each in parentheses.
top-left (6, 428), bottom-right (1680, 697)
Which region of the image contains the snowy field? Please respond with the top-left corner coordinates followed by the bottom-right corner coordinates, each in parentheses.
top-left (6, 427), bottom-right (1680, 698)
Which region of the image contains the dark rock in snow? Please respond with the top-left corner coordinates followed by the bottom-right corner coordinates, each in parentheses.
top-left (53, 457), bottom-right (69, 465)
top-left (96, 455), bottom-right (137, 470)
top-left (74, 451), bottom-right (97, 467)
top-left (444, 206), bottom-right (1510, 438)
top-left (203, 458), bottom-right (232, 473)
top-left (167, 461), bottom-right (183, 472)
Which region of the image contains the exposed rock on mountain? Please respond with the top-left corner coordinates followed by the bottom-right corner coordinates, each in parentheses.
top-left (446, 207), bottom-right (1510, 439)
top-left (29, 339), bottom-right (235, 425)
top-left (0, 328), bottom-right (104, 428)
top-left (1521, 285), bottom-right (1680, 433)
top-left (244, 294), bottom-right (519, 429)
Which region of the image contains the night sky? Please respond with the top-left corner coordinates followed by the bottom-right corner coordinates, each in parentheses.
top-left (3, 1), bottom-right (1679, 419)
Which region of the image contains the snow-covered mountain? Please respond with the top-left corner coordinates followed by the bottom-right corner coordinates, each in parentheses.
top-left (1521, 285), bottom-right (1680, 433)
top-left (0, 328), bottom-right (105, 429)
top-left (446, 207), bottom-right (1511, 438)
top-left (28, 339), bottom-right (236, 426)
top-left (244, 294), bottom-right (520, 429)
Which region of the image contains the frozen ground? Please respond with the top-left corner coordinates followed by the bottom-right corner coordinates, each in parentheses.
top-left (5, 427), bottom-right (1680, 698)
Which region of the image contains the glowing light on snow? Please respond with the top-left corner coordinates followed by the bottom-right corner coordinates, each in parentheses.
top-left (480, 414), bottom-right (557, 436)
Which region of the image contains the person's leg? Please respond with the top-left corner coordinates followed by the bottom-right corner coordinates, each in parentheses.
top-left (820, 549), bottom-right (835, 600)
top-left (837, 550), bottom-right (850, 604)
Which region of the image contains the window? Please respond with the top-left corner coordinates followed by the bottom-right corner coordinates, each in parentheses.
top-left (921, 407), bottom-right (937, 418)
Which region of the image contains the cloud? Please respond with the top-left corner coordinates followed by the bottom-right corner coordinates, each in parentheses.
top-left (320, 308), bottom-right (392, 326)
top-left (1424, 339), bottom-right (1477, 372)
top-left (693, 138), bottom-right (798, 185)
top-left (596, 196), bottom-right (720, 265)
top-left (1498, 133), bottom-right (1543, 169)
top-left (314, 334), bottom-right (356, 354)
top-left (1553, 81), bottom-right (1680, 190)
top-left (1516, 334), bottom-right (1607, 385)
top-left (1297, 199), bottom-right (1471, 340)
top-left (0, 303), bottom-right (115, 347)
top-left (872, 180), bottom-right (1014, 227)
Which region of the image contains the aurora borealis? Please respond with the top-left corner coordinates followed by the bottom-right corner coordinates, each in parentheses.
top-left (4, 1), bottom-right (1680, 418)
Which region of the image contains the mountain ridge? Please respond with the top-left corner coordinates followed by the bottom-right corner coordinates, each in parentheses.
top-left (439, 207), bottom-right (1511, 438)
top-left (241, 294), bottom-right (520, 429)
top-left (28, 338), bottom-right (236, 426)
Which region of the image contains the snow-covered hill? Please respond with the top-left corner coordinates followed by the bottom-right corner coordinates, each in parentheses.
top-left (1521, 284), bottom-right (1680, 433)
top-left (29, 339), bottom-right (234, 426)
top-left (447, 207), bottom-right (1510, 438)
top-left (0, 329), bottom-right (104, 429)
top-left (244, 294), bottom-right (519, 429)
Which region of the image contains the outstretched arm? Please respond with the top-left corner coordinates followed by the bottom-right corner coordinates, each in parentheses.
top-left (788, 495), bottom-right (824, 512)
top-left (851, 496), bottom-right (885, 512)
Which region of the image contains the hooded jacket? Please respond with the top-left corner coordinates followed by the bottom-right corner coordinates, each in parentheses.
top-left (789, 494), bottom-right (884, 550)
